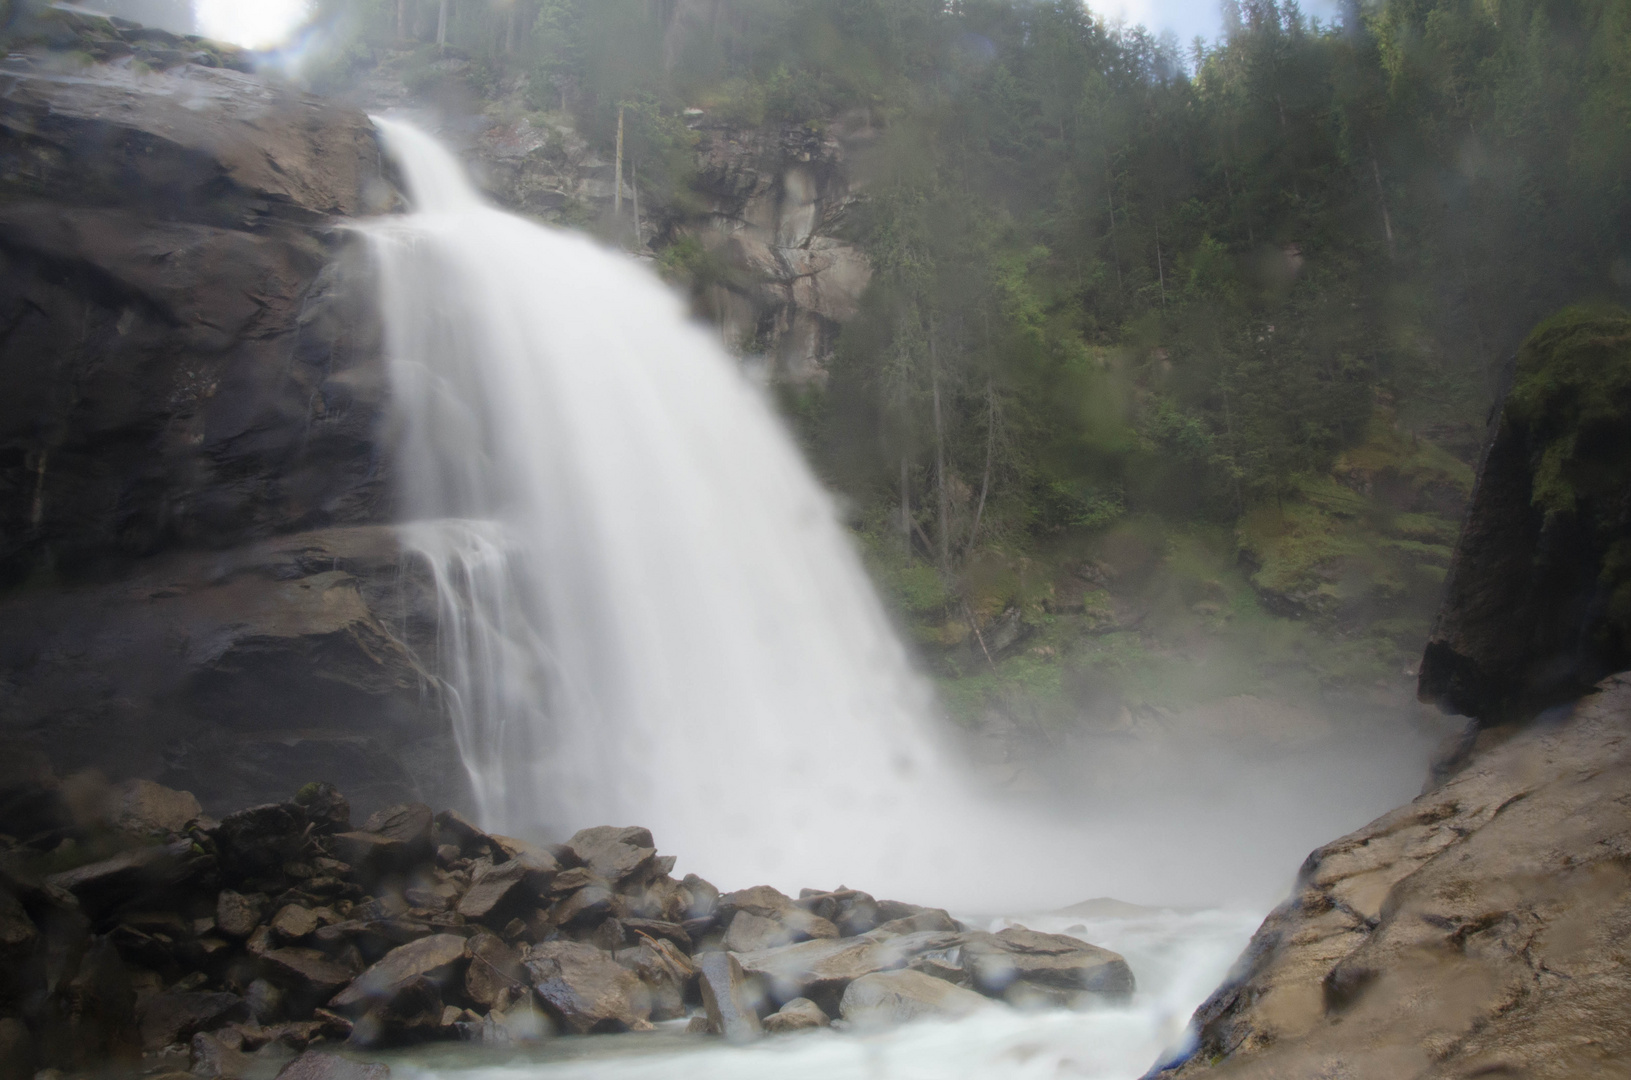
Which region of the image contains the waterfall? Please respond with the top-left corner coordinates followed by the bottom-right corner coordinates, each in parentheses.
top-left (364, 118), bottom-right (971, 895)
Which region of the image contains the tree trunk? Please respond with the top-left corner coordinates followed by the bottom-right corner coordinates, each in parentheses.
top-left (1155, 223), bottom-right (1167, 306)
top-left (967, 379), bottom-right (995, 553)
top-left (929, 319), bottom-right (949, 571)
top-left (614, 106), bottom-right (625, 220)
top-left (900, 455), bottom-right (911, 556)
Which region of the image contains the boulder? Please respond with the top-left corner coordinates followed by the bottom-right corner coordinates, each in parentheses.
top-left (762, 997), bottom-right (830, 1033)
top-left (621, 938), bottom-right (693, 1022)
top-left (46, 842), bottom-right (185, 917)
top-left (139, 991), bottom-right (249, 1050)
top-left (839, 970), bottom-right (990, 1028)
top-left (273, 1049), bottom-right (389, 1080)
top-left (695, 950), bottom-right (762, 1043)
top-left (258, 948), bottom-right (357, 1002)
top-left (457, 855), bottom-right (554, 925)
top-left (962, 926), bottom-right (1134, 1006)
top-left (734, 930), bottom-right (962, 1008)
top-left (476, 996), bottom-right (552, 1044)
top-left (562, 826), bottom-right (656, 886)
top-left (113, 780), bottom-right (202, 837)
top-left (549, 883), bottom-right (617, 930)
top-left (463, 931), bottom-right (526, 1011)
top-left (216, 805), bottom-right (307, 882)
top-left (432, 810), bottom-right (489, 856)
top-left (0, 888), bottom-right (39, 963)
top-left (1156, 671), bottom-right (1631, 1080)
top-left (345, 975), bottom-right (443, 1048)
top-left (290, 786), bottom-right (351, 835)
top-left (524, 940), bottom-right (651, 1034)
top-left (717, 885), bottom-right (838, 950)
top-left (329, 934), bottom-right (468, 1014)
top-left (359, 805), bottom-right (434, 855)
top-left (189, 1030), bottom-right (254, 1079)
top-left (271, 906), bottom-right (321, 942)
top-left (216, 892), bottom-right (265, 940)
top-left (0, 1017), bottom-right (35, 1080)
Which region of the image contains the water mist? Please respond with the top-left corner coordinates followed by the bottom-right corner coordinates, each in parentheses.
top-left (367, 118), bottom-right (984, 900)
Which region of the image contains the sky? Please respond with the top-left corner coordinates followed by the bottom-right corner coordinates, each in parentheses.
top-left (189, 0), bottom-right (1345, 59)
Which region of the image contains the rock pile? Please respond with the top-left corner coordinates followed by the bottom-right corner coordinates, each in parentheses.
top-left (0, 776), bottom-right (1134, 1078)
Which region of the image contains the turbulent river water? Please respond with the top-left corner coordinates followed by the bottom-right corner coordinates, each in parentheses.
top-left (361, 118), bottom-right (1427, 1078)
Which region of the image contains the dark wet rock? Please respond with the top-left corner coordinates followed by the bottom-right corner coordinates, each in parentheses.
top-left (840, 970), bottom-right (990, 1027)
top-left (474, 996), bottom-right (552, 1044)
top-left (736, 930), bottom-right (962, 1011)
top-left (273, 1049), bottom-right (389, 1080)
top-left (524, 940), bottom-right (651, 1034)
top-left (623, 876), bottom-right (690, 922)
top-left (329, 934), bottom-right (468, 1014)
top-left (874, 908), bottom-right (960, 935)
top-left (457, 854), bottom-right (554, 924)
top-left (0, 1017), bottom-right (35, 1080)
top-left (290, 786), bottom-right (350, 836)
top-left (432, 810), bottom-right (488, 855)
top-left (620, 917), bottom-right (692, 952)
top-left (681, 874), bottom-right (719, 919)
top-left (695, 950), bottom-right (762, 1043)
top-left (46, 841), bottom-right (191, 919)
top-left (270, 906), bottom-right (321, 942)
top-left (113, 780), bottom-right (202, 837)
top-left (1419, 309), bottom-right (1631, 723)
top-left (259, 948), bottom-right (356, 1003)
top-left (216, 892), bottom-right (265, 940)
top-left (962, 926), bottom-right (1134, 1006)
top-left (359, 805), bottom-right (434, 856)
top-left (620, 938), bottom-right (694, 1022)
top-left (48, 935), bottom-right (140, 1066)
top-left (0, 887), bottom-right (39, 963)
top-left (190, 1030), bottom-right (253, 1079)
top-left (345, 975), bottom-right (443, 1048)
top-left (562, 827), bottom-right (656, 887)
top-left (216, 805), bottom-right (307, 882)
top-left (463, 930), bottom-right (525, 1011)
top-left (549, 883), bottom-right (617, 930)
top-left (139, 991), bottom-right (249, 1051)
top-left (1158, 671), bottom-right (1631, 1080)
top-left (717, 885), bottom-right (839, 950)
top-left (762, 997), bottom-right (830, 1033)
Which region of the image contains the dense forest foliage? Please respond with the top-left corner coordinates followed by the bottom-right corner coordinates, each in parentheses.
top-left (307, 0), bottom-right (1631, 727)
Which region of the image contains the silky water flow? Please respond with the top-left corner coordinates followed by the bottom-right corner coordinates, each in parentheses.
top-left (361, 117), bottom-right (1431, 1077)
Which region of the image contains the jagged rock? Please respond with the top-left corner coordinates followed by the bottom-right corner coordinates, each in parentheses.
top-left (476, 996), bottom-right (552, 1044)
top-left (736, 930), bottom-right (962, 1010)
top-left (718, 885), bottom-right (838, 951)
top-left (874, 909), bottom-right (960, 935)
top-left (329, 934), bottom-right (468, 1014)
top-left (562, 827), bottom-right (656, 886)
top-left (962, 926), bottom-right (1134, 1006)
top-left (549, 883), bottom-right (617, 930)
top-left (290, 786), bottom-right (350, 835)
top-left (681, 874), bottom-right (719, 919)
top-left (620, 917), bottom-right (692, 952)
top-left (1157, 671), bottom-right (1631, 1080)
top-left (138, 992), bottom-right (249, 1051)
top-left (624, 876), bottom-right (690, 922)
top-left (840, 970), bottom-right (990, 1027)
top-left (113, 780), bottom-right (202, 837)
top-left (45, 842), bottom-right (186, 917)
top-left (762, 997), bottom-right (830, 1033)
top-left (0, 1017), bottom-right (35, 1080)
top-left (190, 1030), bottom-right (253, 1079)
top-left (695, 950), bottom-right (762, 1044)
top-left (258, 948), bottom-right (356, 1002)
top-left (244, 979), bottom-right (284, 1025)
top-left (49, 935), bottom-right (140, 1066)
top-left (216, 892), bottom-right (265, 940)
top-left (432, 810), bottom-right (488, 856)
top-left (217, 805), bottom-right (307, 882)
top-left (620, 938), bottom-right (693, 1021)
top-left (273, 1049), bottom-right (389, 1080)
top-left (463, 930), bottom-right (525, 1011)
top-left (270, 906), bottom-right (321, 942)
top-left (457, 854), bottom-right (554, 924)
top-left (524, 940), bottom-right (651, 1034)
top-left (345, 975), bottom-right (443, 1048)
top-left (0, 887), bottom-right (38, 962)
top-left (359, 805), bottom-right (434, 855)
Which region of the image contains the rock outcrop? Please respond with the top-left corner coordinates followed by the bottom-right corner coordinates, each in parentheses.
top-left (1419, 306), bottom-right (1631, 722)
top-left (1158, 672), bottom-right (1631, 1079)
top-left (0, 769), bottom-right (1135, 1073)
top-left (0, 16), bottom-right (466, 815)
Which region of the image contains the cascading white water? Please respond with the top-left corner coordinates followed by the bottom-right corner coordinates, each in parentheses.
top-left (366, 117), bottom-right (974, 896)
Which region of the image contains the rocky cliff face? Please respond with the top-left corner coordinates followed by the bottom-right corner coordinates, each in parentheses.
top-left (1418, 307), bottom-right (1631, 723)
top-left (1157, 672), bottom-right (1631, 1079)
top-left (0, 11), bottom-right (465, 816)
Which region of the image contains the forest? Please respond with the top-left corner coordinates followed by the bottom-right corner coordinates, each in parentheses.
top-left (303, 0), bottom-right (1631, 731)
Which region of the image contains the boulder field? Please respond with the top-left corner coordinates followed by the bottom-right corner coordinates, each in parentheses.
top-left (0, 767), bottom-right (1134, 1079)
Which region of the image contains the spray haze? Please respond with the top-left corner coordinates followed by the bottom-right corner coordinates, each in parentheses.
top-left (366, 117), bottom-right (1435, 914)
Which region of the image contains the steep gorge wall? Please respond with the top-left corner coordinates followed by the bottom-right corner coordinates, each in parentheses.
top-left (0, 13), bottom-right (468, 816)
